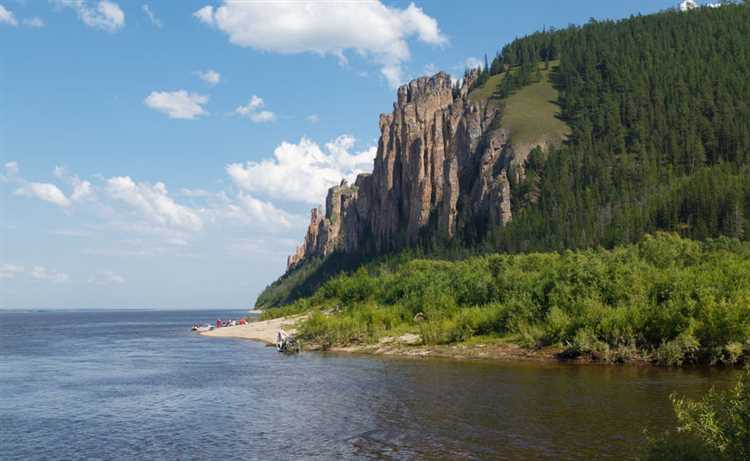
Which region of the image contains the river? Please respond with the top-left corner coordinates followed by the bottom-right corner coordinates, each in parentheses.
top-left (0, 310), bottom-right (732, 460)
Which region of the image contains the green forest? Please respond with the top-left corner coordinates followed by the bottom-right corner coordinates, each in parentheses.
top-left (481, 2), bottom-right (750, 251)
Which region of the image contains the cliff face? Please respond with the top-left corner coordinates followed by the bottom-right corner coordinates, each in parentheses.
top-left (287, 70), bottom-right (536, 271)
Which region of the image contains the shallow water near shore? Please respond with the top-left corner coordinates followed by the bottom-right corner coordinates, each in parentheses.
top-left (0, 310), bottom-right (735, 460)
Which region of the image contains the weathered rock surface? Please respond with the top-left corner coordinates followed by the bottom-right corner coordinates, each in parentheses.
top-left (287, 70), bottom-right (547, 271)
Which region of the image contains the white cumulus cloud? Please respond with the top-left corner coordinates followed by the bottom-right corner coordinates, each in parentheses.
top-left (232, 193), bottom-right (294, 228)
top-left (226, 135), bottom-right (376, 205)
top-left (234, 95), bottom-right (275, 123)
top-left (193, 5), bottom-right (213, 25)
top-left (196, 69), bottom-right (220, 85)
top-left (144, 90), bottom-right (209, 120)
top-left (193, 1), bottom-right (446, 88)
top-left (0, 4), bottom-right (17, 26)
top-left (194, 190), bottom-right (300, 231)
top-left (54, 165), bottom-right (94, 202)
top-left (71, 178), bottom-right (93, 201)
top-left (106, 176), bottom-right (204, 232)
top-left (55, 0), bottom-right (125, 32)
top-left (8, 163), bottom-right (92, 208)
top-left (15, 182), bottom-right (72, 208)
top-left (5, 162), bottom-right (307, 255)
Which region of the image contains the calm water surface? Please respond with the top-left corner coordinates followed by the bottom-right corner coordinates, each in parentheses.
top-left (0, 310), bottom-right (734, 460)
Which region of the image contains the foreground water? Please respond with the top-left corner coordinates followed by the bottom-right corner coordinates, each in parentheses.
top-left (0, 310), bottom-right (733, 460)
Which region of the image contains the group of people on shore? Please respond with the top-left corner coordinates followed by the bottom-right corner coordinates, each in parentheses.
top-left (191, 317), bottom-right (247, 332)
top-left (214, 318), bottom-right (247, 328)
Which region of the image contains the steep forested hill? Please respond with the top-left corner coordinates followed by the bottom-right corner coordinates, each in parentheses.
top-left (257, 3), bottom-right (750, 308)
top-left (484, 2), bottom-right (750, 251)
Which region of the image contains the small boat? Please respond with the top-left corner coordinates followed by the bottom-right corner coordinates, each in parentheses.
top-left (192, 324), bottom-right (214, 332)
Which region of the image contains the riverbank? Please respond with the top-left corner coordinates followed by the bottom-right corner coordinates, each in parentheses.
top-left (331, 338), bottom-right (564, 363)
top-left (199, 314), bottom-right (616, 364)
top-left (255, 235), bottom-right (750, 367)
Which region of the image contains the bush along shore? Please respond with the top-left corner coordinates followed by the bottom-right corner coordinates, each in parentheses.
top-left (261, 233), bottom-right (750, 366)
top-left (644, 366), bottom-right (750, 460)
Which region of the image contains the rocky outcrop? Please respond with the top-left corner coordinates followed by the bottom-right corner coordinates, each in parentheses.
top-left (287, 70), bottom-right (545, 272)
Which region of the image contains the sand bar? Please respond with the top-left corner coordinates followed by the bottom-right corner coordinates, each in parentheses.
top-left (199, 315), bottom-right (304, 344)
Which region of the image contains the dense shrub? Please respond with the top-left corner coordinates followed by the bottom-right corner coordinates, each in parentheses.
top-left (654, 334), bottom-right (701, 367)
top-left (644, 368), bottom-right (750, 460)
top-left (278, 234), bottom-right (750, 364)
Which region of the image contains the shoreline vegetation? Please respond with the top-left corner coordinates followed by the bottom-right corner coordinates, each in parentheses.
top-left (249, 234), bottom-right (750, 368)
top-left (201, 314), bottom-right (564, 363)
top-left (645, 367), bottom-right (750, 461)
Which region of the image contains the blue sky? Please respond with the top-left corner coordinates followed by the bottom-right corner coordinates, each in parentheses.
top-left (1, 0), bottom-right (689, 309)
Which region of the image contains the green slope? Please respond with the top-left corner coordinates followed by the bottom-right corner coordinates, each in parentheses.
top-left (468, 72), bottom-right (505, 104)
top-left (501, 66), bottom-right (570, 145)
top-left (469, 61), bottom-right (570, 146)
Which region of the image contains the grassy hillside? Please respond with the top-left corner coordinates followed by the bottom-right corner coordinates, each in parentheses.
top-left (468, 72), bottom-right (505, 104)
top-left (264, 234), bottom-right (750, 366)
top-left (501, 66), bottom-right (570, 145)
top-left (469, 61), bottom-right (570, 146)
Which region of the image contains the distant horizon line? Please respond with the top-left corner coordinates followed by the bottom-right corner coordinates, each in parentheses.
top-left (0, 307), bottom-right (256, 313)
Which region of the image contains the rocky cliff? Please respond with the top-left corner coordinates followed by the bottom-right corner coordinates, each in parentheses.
top-left (287, 70), bottom-right (544, 271)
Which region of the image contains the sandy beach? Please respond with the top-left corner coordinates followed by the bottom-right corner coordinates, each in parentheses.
top-left (199, 315), bottom-right (305, 344)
